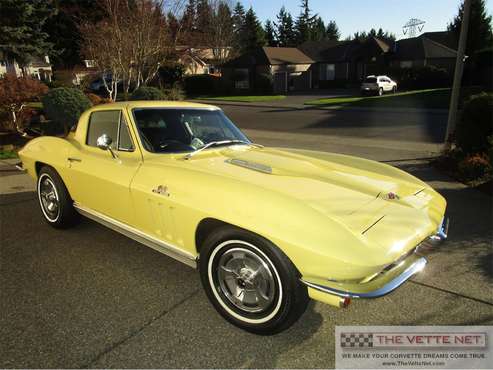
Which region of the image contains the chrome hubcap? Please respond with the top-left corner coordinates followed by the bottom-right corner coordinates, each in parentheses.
top-left (39, 176), bottom-right (59, 220)
top-left (216, 247), bottom-right (276, 313)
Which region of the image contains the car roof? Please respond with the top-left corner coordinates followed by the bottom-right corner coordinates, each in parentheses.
top-left (90, 100), bottom-right (220, 111)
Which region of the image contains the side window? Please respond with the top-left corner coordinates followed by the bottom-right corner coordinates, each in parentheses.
top-left (87, 110), bottom-right (134, 151)
top-left (118, 115), bottom-right (134, 151)
top-left (86, 111), bottom-right (119, 148)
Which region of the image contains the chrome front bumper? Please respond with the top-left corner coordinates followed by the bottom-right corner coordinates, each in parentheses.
top-left (302, 217), bottom-right (449, 299)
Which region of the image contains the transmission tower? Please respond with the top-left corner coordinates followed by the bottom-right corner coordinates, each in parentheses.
top-left (403, 18), bottom-right (425, 38)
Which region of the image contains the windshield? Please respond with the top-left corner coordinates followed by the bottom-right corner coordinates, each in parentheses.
top-left (132, 108), bottom-right (250, 153)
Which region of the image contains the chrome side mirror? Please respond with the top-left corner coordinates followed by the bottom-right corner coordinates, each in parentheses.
top-left (97, 134), bottom-right (112, 150)
top-left (96, 134), bottom-right (117, 159)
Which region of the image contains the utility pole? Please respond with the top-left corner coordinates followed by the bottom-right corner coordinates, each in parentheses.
top-left (445, 0), bottom-right (472, 148)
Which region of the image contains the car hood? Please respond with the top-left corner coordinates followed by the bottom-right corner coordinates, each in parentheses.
top-left (153, 145), bottom-right (444, 259)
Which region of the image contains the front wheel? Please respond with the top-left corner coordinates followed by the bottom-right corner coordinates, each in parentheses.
top-left (392, 86), bottom-right (397, 94)
top-left (199, 226), bottom-right (309, 335)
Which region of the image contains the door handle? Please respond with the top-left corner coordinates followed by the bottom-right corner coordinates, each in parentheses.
top-left (67, 157), bottom-right (82, 162)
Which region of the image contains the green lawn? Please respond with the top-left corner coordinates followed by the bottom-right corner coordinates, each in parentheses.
top-left (305, 88), bottom-right (452, 109)
top-left (0, 150), bottom-right (18, 159)
top-left (27, 102), bottom-right (43, 109)
top-left (195, 95), bottom-right (286, 103)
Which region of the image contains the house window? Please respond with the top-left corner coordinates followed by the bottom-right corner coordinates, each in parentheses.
top-left (319, 64), bottom-right (335, 81)
top-left (233, 68), bottom-right (249, 89)
top-left (400, 60), bottom-right (413, 68)
top-left (84, 59), bottom-right (96, 68)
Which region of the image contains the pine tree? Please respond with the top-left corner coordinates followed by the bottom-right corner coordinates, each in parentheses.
top-left (312, 17), bottom-right (326, 41)
top-left (196, 0), bottom-right (212, 44)
top-left (448, 0), bottom-right (493, 55)
top-left (242, 7), bottom-right (265, 53)
top-left (295, 0), bottom-right (317, 44)
top-left (275, 6), bottom-right (296, 47)
top-left (182, 0), bottom-right (197, 32)
top-left (232, 2), bottom-right (246, 49)
top-left (264, 20), bottom-right (277, 46)
top-left (325, 20), bottom-right (340, 40)
top-left (0, 0), bottom-right (56, 67)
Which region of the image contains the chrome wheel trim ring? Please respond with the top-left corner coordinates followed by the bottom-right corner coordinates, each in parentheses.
top-left (37, 173), bottom-right (60, 222)
top-left (208, 240), bottom-right (283, 324)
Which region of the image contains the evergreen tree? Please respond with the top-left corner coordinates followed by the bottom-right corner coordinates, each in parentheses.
top-left (232, 2), bottom-right (246, 49)
top-left (196, 0), bottom-right (212, 44)
top-left (182, 0), bottom-right (197, 32)
top-left (264, 20), bottom-right (277, 46)
top-left (448, 0), bottom-right (493, 55)
top-left (295, 0), bottom-right (317, 44)
top-left (242, 7), bottom-right (265, 53)
top-left (312, 17), bottom-right (326, 41)
top-left (325, 20), bottom-right (340, 40)
top-left (0, 0), bottom-right (56, 67)
top-left (275, 6), bottom-right (296, 47)
top-left (43, 0), bottom-right (104, 68)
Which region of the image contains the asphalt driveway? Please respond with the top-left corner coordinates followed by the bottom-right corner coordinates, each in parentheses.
top-left (1, 134), bottom-right (492, 368)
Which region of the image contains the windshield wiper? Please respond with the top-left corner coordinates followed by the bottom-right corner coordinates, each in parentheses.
top-left (183, 140), bottom-right (262, 160)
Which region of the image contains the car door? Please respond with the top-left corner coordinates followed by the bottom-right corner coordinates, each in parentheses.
top-left (67, 109), bottom-right (142, 225)
top-left (384, 78), bottom-right (392, 91)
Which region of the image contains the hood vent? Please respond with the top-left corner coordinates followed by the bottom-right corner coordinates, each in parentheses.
top-left (226, 158), bottom-right (272, 174)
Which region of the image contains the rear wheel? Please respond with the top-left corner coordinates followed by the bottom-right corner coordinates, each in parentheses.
top-left (378, 87), bottom-right (383, 96)
top-left (37, 166), bottom-right (79, 228)
top-left (199, 226), bottom-right (309, 335)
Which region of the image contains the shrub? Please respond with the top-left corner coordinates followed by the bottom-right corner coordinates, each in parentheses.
top-left (0, 74), bottom-right (48, 132)
top-left (163, 84), bottom-right (184, 101)
top-left (42, 88), bottom-right (92, 131)
top-left (457, 153), bottom-right (492, 180)
top-left (388, 66), bottom-right (451, 90)
top-left (85, 93), bottom-right (111, 105)
top-left (130, 86), bottom-right (166, 100)
top-left (184, 74), bottom-right (221, 95)
top-left (158, 63), bottom-right (185, 87)
top-left (254, 73), bottom-right (273, 94)
top-left (455, 92), bottom-right (493, 154)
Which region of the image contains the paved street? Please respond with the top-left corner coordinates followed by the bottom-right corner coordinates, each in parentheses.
top-left (1, 107), bottom-right (492, 368)
top-left (220, 104), bottom-right (449, 144)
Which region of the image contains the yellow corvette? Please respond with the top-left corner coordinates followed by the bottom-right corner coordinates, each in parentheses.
top-left (18, 101), bottom-right (448, 334)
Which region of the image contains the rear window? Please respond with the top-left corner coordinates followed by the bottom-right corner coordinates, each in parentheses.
top-left (364, 77), bottom-right (377, 83)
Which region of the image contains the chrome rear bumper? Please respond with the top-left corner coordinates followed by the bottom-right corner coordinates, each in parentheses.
top-left (302, 217), bottom-right (449, 299)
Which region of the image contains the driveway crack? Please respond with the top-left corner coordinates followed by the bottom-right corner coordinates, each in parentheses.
top-left (410, 280), bottom-right (493, 306)
top-left (81, 289), bottom-right (200, 368)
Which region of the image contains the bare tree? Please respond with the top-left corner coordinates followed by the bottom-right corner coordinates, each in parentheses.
top-left (81, 0), bottom-right (186, 100)
top-left (209, 0), bottom-right (234, 65)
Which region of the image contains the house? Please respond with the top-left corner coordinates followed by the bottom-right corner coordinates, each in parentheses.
top-left (0, 53), bottom-right (53, 82)
top-left (388, 33), bottom-right (458, 72)
top-left (222, 47), bottom-right (314, 93)
top-left (177, 46), bottom-right (230, 76)
top-left (221, 31), bottom-right (459, 92)
top-left (300, 37), bottom-right (390, 87)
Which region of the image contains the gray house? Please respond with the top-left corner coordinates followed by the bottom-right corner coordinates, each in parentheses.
top-left (221, 47), bottom-right (314, 93)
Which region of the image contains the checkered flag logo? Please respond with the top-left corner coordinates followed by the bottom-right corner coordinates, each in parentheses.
top-left (340, 333), bottom-right (373, 348)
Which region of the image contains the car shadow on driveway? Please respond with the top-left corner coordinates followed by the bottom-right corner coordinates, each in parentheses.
top-left (393, 161), bottom-right (493, 300)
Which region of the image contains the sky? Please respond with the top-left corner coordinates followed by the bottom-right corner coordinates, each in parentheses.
top-left (239, 0), bottom-right (493, 40)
